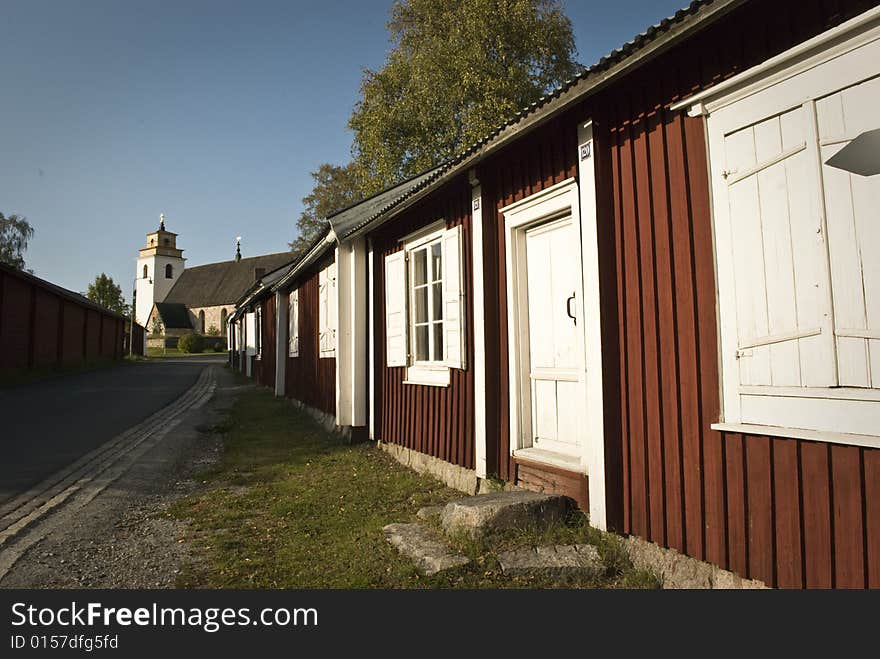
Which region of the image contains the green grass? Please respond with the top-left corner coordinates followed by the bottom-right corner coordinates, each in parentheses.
top-left (171, 388), bottom-right (659, 589)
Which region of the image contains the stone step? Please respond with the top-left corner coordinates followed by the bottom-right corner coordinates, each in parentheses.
top-left (440, 491), bottom-right (572, 537)
top-left (383, 523), bottom-right (471, 575)
top-left (416, 505), bottom-right (444, 522)
top-left (498, 544), bottom-right (603, 578)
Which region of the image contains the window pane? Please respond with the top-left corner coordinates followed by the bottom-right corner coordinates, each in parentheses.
top-left (431, 242), bottom-right (442, 282)
top-left (415, 325), bottom-right (429, 361)
top-left (414, 286), bottom-right (428, 323)
top-left (432, 282), bottom-right (443, 321)
top-left (413, 248), bottom-right (427, 286)
top-left (433, 322), bottom-right (444, 361)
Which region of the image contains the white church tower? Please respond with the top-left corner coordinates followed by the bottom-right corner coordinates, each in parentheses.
top-left (134, 214), bottom-right (185, 326)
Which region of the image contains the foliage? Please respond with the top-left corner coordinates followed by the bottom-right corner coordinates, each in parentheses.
top-left (0, 212), bottom-right (34, 271)
top-left (178, 333), bottom-right (206, 354)
top-left (348, 0), bottom-right (580, 191)
top-left (206, 325), bottom-right (221, 337)
top-left (289, 162), bottom-right (363, 258)
top-left (86, 273), bottom-right (129, 315)
top-left (212, 339), bottom-right (227, 352)
top-left (150, 316), bottom-right (165, 337)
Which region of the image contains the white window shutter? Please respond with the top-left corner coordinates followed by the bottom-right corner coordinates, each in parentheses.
top-left (384, 251), bottom-right (407, 367)
top-left (288, 289), bottom-right (299, 358)
top-left (328, 262), bottom-right (337, 356)
top-left (318, 267), bottom-right (328, 355)
top-left (442, 225), bottom-right (466, 369)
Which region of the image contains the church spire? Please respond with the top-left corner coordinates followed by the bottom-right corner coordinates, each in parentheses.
top-left (235, 236), bottom-right (242, 262)
top-left (159, 212), bottom-right (165, 231)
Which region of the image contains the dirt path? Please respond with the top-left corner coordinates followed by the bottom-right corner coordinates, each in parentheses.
top-left (0, 366), bottom-right (244, 589)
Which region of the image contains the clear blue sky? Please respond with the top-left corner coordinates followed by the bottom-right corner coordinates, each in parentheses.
top-left (1, 0), bottom-right (686, 300)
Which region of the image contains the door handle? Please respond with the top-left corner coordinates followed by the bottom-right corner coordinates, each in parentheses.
top-left (566, 293), bottom-right (577, 325)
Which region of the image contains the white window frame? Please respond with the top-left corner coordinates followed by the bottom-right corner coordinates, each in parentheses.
top-left (679, 8), bottom-right (880, 448)
top-left (288, 288), bottom-right (299, 358)
top-left (405, 223), bottom-right (448, 386)
top-left (388, 219), bottom-right (468, 387)
top-left (319, 263), bottom-right (337, 359)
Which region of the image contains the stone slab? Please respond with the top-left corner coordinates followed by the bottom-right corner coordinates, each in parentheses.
top-left (383, 523), bottom-right (470, 575)
top-left (440, 491), bottom-right (572, 537)
top-left (498, 544), bottom-right (603, 578)
top-left (416, 505), bottom-right (444, 522)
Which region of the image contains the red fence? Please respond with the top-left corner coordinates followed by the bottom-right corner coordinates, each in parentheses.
top-left (0, 263), bottom-right (134, 374)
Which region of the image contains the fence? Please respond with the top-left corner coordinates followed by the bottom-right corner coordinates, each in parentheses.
top-left (0, 262), bottom-right (136, 374)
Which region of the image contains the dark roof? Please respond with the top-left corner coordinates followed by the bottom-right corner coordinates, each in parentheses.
top-left (329, 168), bottom-right (441, 240)
top-left (163, 252), bottom-right (296, 307)
top-left (154, 302), bottom-right (192, 329)
top-left (343, 0), bottom-right (742, 238)
top-left (0, 262), bottom-right (128, 321)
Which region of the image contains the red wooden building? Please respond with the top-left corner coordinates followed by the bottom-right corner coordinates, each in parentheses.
top-left (239, 0), bottom-right (880, 588)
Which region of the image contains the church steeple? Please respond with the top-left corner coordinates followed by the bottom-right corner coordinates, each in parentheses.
top-left (134, 215), bottom-right (186, 326)
top-left (235, 236), bottom-right (242, 262)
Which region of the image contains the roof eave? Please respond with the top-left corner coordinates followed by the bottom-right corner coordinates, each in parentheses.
top-left (271, 229), bottom-right (336, 293)
top-left (345, 0), bottom-right (745, 240)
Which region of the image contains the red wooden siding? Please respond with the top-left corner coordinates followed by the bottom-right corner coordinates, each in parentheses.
top-left (597, 0), bottom-right (879, 587)
top-left (469, 0), bottom-right (878, 586)
top-left (478, 113), bottom-right (579, 482)
top-left (258, 295), bottom-right (276, 389)
top-left (0, 272), bottom-right (31, 371)
top-left (369, 178), bottom-right (475, 469)
top-left (285, 264), bottom-right (336, 416)
top-left (0, 265), bottom-right (126, 374)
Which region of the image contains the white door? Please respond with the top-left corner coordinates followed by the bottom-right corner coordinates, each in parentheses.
top-left (524, 216), bottom-right (582, 457)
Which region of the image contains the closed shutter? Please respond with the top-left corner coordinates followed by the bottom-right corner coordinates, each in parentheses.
top-left (816, 76), bottom-right (880, 388)
top-left (288, 289), bottom-right (299, 357)
top-left (327, 262), bottom-right (337, 356)
top-left (442, 225), bottom-right (466, 369)
top-left (723, 104), bottom-right (835, 388)
top-left (384, 251), bottom-right (407, 367)
top-left (319, 264), bottom-right (337, 358)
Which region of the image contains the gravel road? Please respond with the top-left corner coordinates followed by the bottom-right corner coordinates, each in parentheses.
top-left (0, 366), bottom-right (245, 589)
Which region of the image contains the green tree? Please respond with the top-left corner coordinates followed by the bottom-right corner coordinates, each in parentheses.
top-left (349, 0), bottom-right (580, 191)
top-left (289, 162), bottom-right (363, 258)
top-left (86, 273), bottom-right (129, 315)
top-left (0, 212), bottom-right (34, 271)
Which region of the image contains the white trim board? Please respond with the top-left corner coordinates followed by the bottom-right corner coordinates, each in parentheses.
top-left (712, 423), bottom-right (880, 451)
top-left (470, 175), bottom-right (488, 478)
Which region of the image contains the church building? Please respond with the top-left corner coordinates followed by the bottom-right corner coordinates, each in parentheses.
top-left (134, 215), bottom-right (294, 347)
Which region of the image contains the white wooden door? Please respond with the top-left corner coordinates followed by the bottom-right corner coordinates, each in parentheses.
top-left (816, 75), bottom-right (880, 388)
top-left (524, 216), bottom-right (582, 457)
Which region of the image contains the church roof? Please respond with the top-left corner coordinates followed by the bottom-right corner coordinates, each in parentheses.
top-left (163, 251), bottom-right (295, 308)
top-left (154, 302), bottom-right (192, 329)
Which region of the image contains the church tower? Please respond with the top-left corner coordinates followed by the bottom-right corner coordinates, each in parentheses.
top-left (134, 214), bottom-right (185, 326)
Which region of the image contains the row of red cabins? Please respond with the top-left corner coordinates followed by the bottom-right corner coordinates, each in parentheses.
top-left (228, 0), bottom-right (880, 588)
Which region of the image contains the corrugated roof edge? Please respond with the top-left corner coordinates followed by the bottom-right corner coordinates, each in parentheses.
top-left (340, 0), bottom-right (744, 239)
top-left (231, 254), bottom-right (299, 312)
top-left (0, 261), bottom-right (130, 323)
